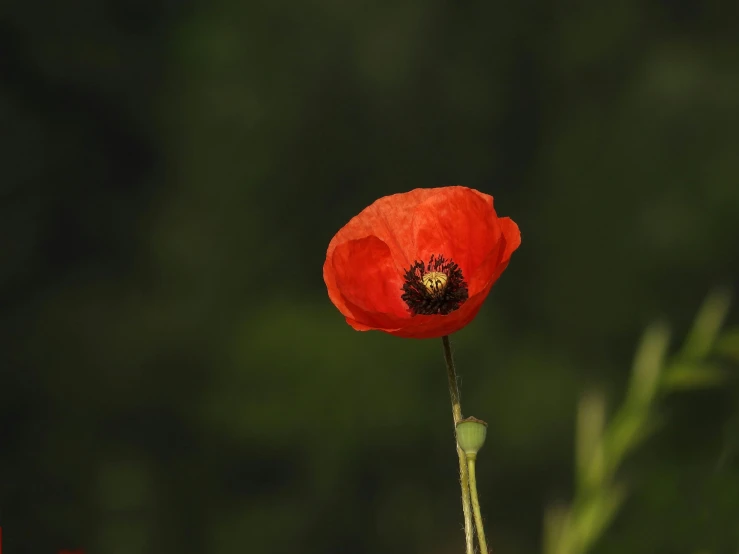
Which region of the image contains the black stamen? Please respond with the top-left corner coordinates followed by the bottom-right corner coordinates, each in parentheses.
top-left (401, 254), bottom-right (469, 315)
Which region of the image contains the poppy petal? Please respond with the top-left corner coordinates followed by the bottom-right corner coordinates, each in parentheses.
top-left (331, 235), bottom-right (409, 328)
top-left (326, 188), bottom-right (446, 274)
top-left (412, 187), bottom-right (501, 291)
top-left (384, 296), bottom-right (486, 338)
top-left (498, 216), bottom-right (522, 264)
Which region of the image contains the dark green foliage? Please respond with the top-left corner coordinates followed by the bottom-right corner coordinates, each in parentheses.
top-left (1, 1), bottom-right (738, 553)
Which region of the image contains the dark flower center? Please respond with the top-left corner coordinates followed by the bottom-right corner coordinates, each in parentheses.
top-left (401, 254), bottom-right (469, 315)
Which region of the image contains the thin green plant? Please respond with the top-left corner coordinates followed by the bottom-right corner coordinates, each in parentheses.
top-left (544, 289), bottom-right (736, 554)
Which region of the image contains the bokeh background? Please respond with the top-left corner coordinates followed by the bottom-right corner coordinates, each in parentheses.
top-left (2, 1), bottom-right (739, 553)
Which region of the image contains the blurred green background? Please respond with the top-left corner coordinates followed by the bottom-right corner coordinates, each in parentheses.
top-left (2, 1), bottom-right (739, 553)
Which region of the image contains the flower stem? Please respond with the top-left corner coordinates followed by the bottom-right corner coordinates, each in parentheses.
top-left (441, 335), bottom-right (474, 554)
top-left (467, 454), bottom-right (489, 554)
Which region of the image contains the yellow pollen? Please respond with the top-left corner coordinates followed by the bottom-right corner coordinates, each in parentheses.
top-left (422, 271), bottom-right (448, 297)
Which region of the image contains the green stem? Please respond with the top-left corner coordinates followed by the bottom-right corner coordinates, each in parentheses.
top-left (442, 335), bottom-right (474, 554)
top-left (467, 454), bottom-right (489, 554)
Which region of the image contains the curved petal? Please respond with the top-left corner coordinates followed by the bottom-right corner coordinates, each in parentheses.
top-left (323, 246), bottom-right (354, 319)
top-left (325, 188), bottom-right (445, 275)
top-left (467, 216), bottom-right (521, 291)
top-left (353, 287), bottom-right (486, 339)
top-left (390, 297), bottom-right (486, 338)
top-left (331, 235), bottom-right (409, 327)
top-left (412, 187), bottom-right (501, 285)
top-left (343, 316), bottom-right (382, 332)
top-left (498, 216), bottom-right (522, 265)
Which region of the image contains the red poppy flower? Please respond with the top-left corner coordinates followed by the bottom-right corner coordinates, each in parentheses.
top-left (323, 186), bottom-right (520, 338)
